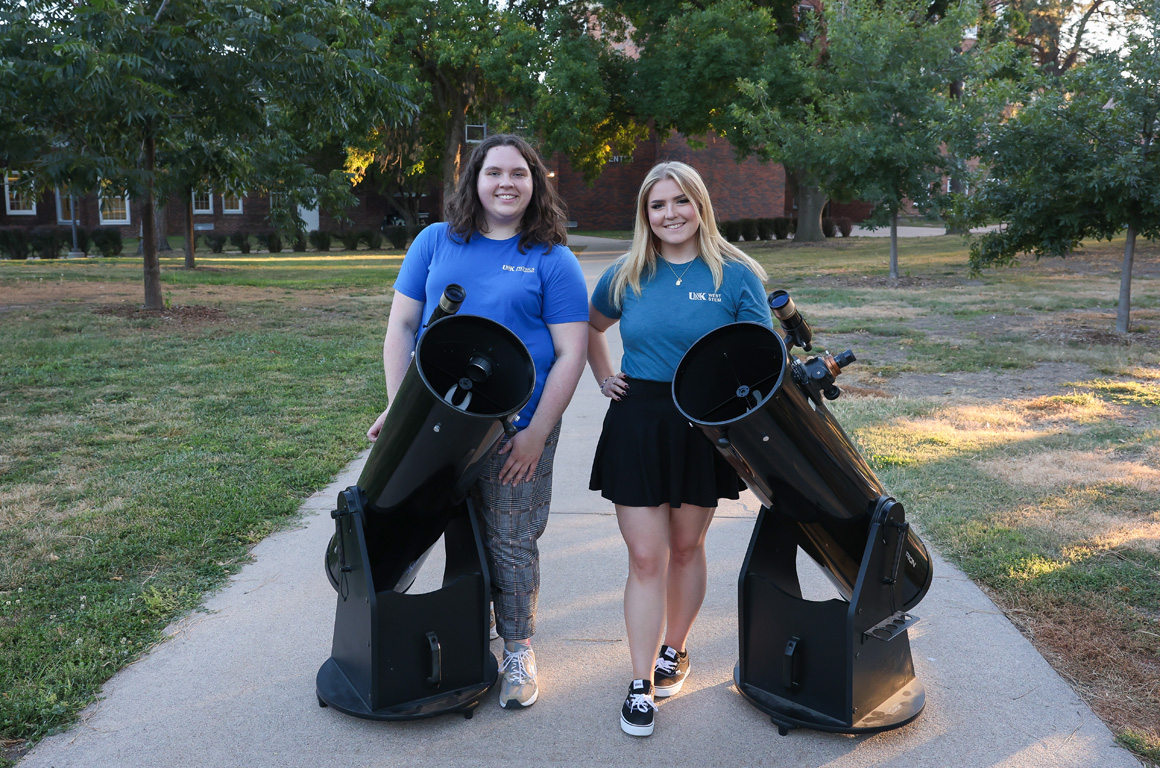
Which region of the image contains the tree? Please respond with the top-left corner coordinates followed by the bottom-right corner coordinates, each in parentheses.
top-left (985, 0), bottom-right (1123, 76)
top-left (3, 0), bottom-right (406, 307)
top-left (374, 0), bottom-right (545, 210)
top-left (733, 0), bottom-right (976, 256)
top-left (960, 4), bottom-right (1160, 333)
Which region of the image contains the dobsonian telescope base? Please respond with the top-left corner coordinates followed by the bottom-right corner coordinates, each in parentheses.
top-left (317, 491), bottom-right (497, 720)
top-left (736, 502), bottom-right (925, 735)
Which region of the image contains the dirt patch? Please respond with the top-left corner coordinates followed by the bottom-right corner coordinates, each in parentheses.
top-left (820, 274), bottom-right (960, 289)
top-left (93, 304), bottom-right (228, 325)
top-left (882, 362), bottom-right (1098, 399)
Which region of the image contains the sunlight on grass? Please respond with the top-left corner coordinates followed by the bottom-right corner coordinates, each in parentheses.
top-left (980, 448), bottom-right (1160, 493)
top-left (182, 254), bottom-right (405, 265)
top-left (1007, 553), bottom-right (1070, 580)
top-left (1069, 379), bottom-right (1160, 407)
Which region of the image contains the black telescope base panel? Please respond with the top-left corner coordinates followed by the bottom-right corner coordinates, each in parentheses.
top-left (316, 655), bottom-right (499, 721)
top-left (733, 663), bottom-right (925, 736)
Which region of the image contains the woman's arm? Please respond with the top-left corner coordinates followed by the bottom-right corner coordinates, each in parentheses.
top-left (367, 292), bottom-right (425, 442)
top-left (588, 304), bottom-right (627, 401)
top-left (496, 320), bottom-right (588, 484)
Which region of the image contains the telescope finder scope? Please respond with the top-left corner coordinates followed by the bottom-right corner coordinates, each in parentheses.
top-left (427, 283), bottom-right (466, 326)
top-left (768, 290), bottom-right (813, 351)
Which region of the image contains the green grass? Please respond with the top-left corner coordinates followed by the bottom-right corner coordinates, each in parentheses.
top-left (571, 229), bottom-right (634, 240)
top-left (0, 254), bottom-right (398, 759)
top-left (2, 235), bottom-right (1159, 765)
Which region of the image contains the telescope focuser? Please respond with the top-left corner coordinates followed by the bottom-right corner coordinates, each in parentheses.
top-left (793, 349), bottom-right (856, 402)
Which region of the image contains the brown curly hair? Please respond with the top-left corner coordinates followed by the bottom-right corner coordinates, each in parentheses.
top-left (445, 134), bottom-right (568, 253)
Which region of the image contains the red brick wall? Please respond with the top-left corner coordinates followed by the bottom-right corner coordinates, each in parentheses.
top-left (828, 200), bottom-right (874, 222)
top-left (553, 130), bottom-right (787, 231)
top-left (657, 134), bottom-right (786, 222)
top-left (553, 138), bottom-right (657, 231)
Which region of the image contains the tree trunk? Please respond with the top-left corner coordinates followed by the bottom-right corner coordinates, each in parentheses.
top-left (890, 208), bottom-right (900, 279)
top-left (183, 191), bottom-right (196, 268)
top-left (141, 132), bottom-right (163, 309)
top-left (1116, 224), bottom-right (1136, 333)
top-left (945, 76), bottom-right (967, 235)
top-left (795, 179), bottom-right (828, 242)
top-left (156, 199), bottom-right (172, 252)
top-left (135, 198), bottom-right (171, 255)
top-left (441, 106), bottom-right (468, 218)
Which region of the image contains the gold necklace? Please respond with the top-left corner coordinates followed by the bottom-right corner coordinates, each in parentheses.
top-left (662, 257), bottom-right (697, 286)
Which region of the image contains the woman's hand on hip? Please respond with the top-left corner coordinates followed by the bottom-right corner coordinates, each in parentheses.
top-left (497, 427), bottom-right (547, 485)
top-left (599, 372), bottom-right (628, 401)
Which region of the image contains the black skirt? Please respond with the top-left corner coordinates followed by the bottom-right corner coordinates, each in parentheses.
top-left (589, 378), bottom-right (743, 508)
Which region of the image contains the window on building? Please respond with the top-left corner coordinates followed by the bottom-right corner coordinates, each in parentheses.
top-left (465, 122), bottom-right (487, 143)
top-left (222, 192), bottom-right (243, 214)
top-left (4, 171), bottom-right (37, 216)
top-left (55, 187), bottom-right (75, 224)
top-left (98, 187), bottom-right (131, 225)
top-left (797, 4), bottom-right (816, 41)
top-left (192, 189), bottom-right (213, 214)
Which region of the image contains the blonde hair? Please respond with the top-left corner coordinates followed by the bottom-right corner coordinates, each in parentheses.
top-left (607, 161), bottom-right (768, 310)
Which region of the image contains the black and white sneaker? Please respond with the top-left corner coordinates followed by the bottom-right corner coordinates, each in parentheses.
top-left (653, 645), bottom-right (689, 698)
top-left (620, 679), bottom-right (656, 737)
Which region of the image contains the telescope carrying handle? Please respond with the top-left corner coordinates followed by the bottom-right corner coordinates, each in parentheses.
top-left (425, 631), bottom-right (442, 686)
top-left (782, 637), bottom-right (800, 691)
top-left (883, 520), bottom-right (910, 586)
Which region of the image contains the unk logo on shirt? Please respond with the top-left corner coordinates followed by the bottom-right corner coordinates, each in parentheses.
top-left (503, 265), bottom-right (536, 273)
top-left (688, 292), bottom-right (722, 302)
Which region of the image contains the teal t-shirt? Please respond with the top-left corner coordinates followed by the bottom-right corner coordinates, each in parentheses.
top-left (592, 257), bottom-right (773, 382)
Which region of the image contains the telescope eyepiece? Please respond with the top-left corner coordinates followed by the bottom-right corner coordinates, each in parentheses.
top-left (768, 289), bottom-right (813, 351)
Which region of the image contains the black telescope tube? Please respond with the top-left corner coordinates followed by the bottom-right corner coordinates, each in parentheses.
top-left (355, 314), bottom-right (535, 593)
top-left (672, 322), bottom-right (932, 610)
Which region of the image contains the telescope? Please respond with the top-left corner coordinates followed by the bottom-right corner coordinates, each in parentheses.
top-left (316, 286), bottom-right (535, 720)
top-left (673, 293), bottom-right (933, 735)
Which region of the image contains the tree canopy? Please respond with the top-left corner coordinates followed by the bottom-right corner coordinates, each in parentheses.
top-left (732, 0), bottom-right (976, 252)
top-left (959, 0), bottom-right (1160, 332)
top-left (2, 0), bottom-right (407, 307)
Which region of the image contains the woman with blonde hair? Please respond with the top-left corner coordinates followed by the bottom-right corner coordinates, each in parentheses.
top-left (587, 161), bottom-right (772, 736)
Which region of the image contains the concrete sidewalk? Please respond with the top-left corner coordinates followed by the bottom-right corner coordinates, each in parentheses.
top-left (20, 240), bottom-right (1140, 768)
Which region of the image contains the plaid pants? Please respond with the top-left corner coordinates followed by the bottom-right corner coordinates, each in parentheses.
top-left (475, 421), bottom-right (561, 642)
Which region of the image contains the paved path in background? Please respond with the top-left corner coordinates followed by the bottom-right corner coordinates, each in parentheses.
top-left (19, 237), bottom-right (1140, 768)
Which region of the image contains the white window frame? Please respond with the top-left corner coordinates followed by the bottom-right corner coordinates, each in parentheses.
top-left (98, 189), bottom-right (131, 225)
top-left (5, 172), bottom-right (37, 216)
top-left (192, 189), bottom-right (214, 215)
top-left (55, 188), bottom-right (75, 224)
top-left (465, 122), bottom-right (487, 144)
top-left (222, 192), bottom-right (244, 214)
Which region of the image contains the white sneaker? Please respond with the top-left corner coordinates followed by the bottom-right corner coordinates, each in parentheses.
top-left (498, 642), bottom-right (538, 708)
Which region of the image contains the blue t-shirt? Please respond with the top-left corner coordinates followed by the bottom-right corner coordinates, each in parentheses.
top-left (592, 257), bottom-right (773, 382)
top-left (394, 223), bottom-right (589, 429)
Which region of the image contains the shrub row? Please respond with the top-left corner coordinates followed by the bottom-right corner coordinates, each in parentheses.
top-left (719, 216), bottom-right (853, 241)
top-left (0, 226), bottom-right (125, 259)
top-left (199, 229), bottom-right (393, 254)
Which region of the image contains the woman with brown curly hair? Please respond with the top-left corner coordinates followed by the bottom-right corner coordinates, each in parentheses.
top-left (368, 134), bottom-right (589, 709)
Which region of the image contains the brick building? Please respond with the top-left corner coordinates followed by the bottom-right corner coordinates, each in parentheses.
top-left (550, 131), bottom-right (789, 231)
